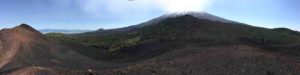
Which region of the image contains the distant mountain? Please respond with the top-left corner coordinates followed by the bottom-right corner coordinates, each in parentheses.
top-left (82, 12), bottom-right (240, 36)
top-left (39, 29), bottom-right (93, 34)
top-left (141, 12), bottom-right (238, 26)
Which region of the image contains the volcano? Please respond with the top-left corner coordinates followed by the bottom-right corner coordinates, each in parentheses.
top-left (0, 24), bottom-right (110, 74)
top-left (2, 12), bottom-right (300, 75)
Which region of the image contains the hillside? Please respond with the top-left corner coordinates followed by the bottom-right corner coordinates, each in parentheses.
top-left (48, 14), bottom-right (300, 61)
top-left (80, 12), bottom-right (238, 36)
top-left (0, 24), bottom-right (114, 74)
top-left (2, 13), bottom-right (300, 75)
top-left (45, 14), bottom-right (300, 74)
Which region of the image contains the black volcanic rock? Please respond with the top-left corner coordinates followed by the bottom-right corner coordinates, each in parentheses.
top-left (16, 24), bottom-right (41, 33)
top-left (18, 23), bottom-right (33, 29)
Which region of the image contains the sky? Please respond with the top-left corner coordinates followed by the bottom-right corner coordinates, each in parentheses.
top-left (0, 0), bottom-right (299, 31)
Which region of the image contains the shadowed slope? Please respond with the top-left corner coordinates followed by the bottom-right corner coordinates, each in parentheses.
top-left (46, 14), bottom-right (300, 75)
top-left (54, 15), bottom-right (300, 62)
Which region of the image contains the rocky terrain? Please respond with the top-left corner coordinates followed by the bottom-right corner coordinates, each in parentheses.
top-left (1, 13), bottom-right (300, 75)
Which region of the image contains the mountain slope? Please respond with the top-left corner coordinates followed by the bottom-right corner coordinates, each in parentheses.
top-left (81, 12), bottom-right (239, 36)
top-left (3, 12), bottom-right (300, 74)
top-left (0, 24), bottom-right (110, 74)
top-left (46, 14), bottom-right (300, 75)
top-left (57, 15), bottom-right (299, 61)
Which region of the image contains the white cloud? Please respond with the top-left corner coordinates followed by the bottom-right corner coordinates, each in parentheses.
top-left (157, 0), bottom-right (215, 13)
top-left (77, 0), bottom-right (215, 16)
top-left (77, 0), bottom-right (105, 16)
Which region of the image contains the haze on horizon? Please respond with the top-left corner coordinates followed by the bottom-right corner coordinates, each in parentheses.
top-left (0, 0), bottom-right (299, 31)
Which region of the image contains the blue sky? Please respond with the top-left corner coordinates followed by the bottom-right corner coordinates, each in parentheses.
top-left (0, 0), bottom-right (299, 31)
